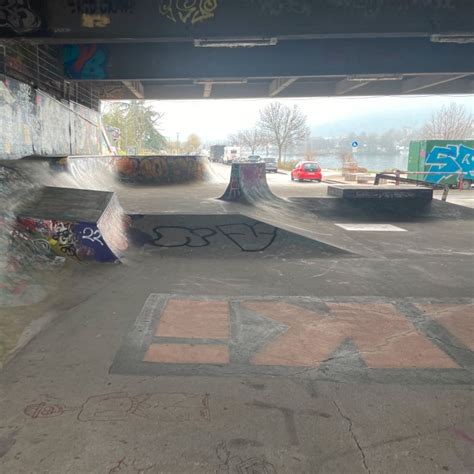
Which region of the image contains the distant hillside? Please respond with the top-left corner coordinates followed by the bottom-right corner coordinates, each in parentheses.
top-left (310, 109), bottom-right (430, 136)
top-left (309, 95), bottom-right (471, 137)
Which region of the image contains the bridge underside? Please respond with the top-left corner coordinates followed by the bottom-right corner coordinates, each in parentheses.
top-left (98, 72), bottom-right (474, 101)
top-left (0, 0), bottom-right (472, 101)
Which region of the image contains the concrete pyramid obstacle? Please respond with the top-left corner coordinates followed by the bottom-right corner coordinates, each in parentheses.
top-left (220, 163), bottom-right (279, 203)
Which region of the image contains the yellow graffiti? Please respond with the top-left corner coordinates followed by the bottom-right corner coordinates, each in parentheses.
top-left (159, 0), bottom-right (218, 25)
top-left (81, 14), bottom-right (111, 28)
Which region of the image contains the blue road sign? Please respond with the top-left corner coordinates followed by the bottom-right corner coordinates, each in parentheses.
top-left (352, 141), bottom-right (359, 148)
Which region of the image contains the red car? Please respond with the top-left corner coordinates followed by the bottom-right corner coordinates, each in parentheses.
top-left (290, 161), bottom-right (322, 182)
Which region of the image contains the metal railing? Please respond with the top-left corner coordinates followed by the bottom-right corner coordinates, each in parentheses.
top-left (374, 171), bottom-right (466, 201)
top-left (0, 41), bottom-right (100, 110)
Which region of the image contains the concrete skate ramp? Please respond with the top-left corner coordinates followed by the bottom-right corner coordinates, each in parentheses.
top-left (15, 187), bottom-right (129, 262)
top-left (65, 155), bottom-right (118, 190)
top-left (114, 155), bottom-right (209, 184)
top-left (129, 214), bottom-right (352, 258)
top-left (290, 196), bottom-right (474, 221)
top-left (1, 155), bottom-right (213, 189)
top-left (220, 162), bottom-right (279, 203)
top-left (0, 156), bottom-right (118, 192)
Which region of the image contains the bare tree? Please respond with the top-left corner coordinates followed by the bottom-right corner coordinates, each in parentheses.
top-left (258, 102), bottom-right (309, 162)
top-left (183, 133), bottom-right (202, 154)
top-left (229, 127), bottom-right (267, 155)
top-left (422, 103), bottom-right (473, 140)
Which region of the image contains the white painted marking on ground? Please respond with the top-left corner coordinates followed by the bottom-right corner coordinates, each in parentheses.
top-left (335, 223), bottom-right (407, 232)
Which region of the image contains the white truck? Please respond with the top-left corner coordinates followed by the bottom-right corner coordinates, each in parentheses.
top-left (223, 146), bottom-right (241, 164)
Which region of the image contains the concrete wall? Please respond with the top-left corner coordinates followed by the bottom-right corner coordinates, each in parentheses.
top-left (0, 77), bottom-right (101, 159)
top-left (114, 155), bottom-right (207, 184)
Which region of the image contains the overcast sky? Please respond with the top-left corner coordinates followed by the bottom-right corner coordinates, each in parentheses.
top-left (151, 94), bottom-right (473, 143)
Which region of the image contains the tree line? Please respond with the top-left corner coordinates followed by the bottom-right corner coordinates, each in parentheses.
top-left (102, 101), bottom-right (202, 155)
top-left (102, 100), bottom-right (309, 159)
top-left (229, 102), bottom-right (309, 161)
top-left (102, 101), bottom-right (472, 158)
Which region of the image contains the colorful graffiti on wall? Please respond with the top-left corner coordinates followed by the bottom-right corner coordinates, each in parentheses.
top-left (12, 217), bottom-right (120, 262)
top-left (158, 0), bottom-right (219, 25)
top-left (0, 0), bottom-right (41, 33)
top-left (0, 77), bottom-right (101, 159)
top-left (11, 190), bottom-right (130, 264)
top-left (114, 155), bottom-right (206, 184)
top-left (1, 216), bottom-right (121, 306)
top-left (425, 144), bottom-right (474, 184)
top-left (64, 44), bottom-right (108, 79)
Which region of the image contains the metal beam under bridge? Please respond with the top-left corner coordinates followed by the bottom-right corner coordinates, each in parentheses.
top-left (66, 38), bottom-right (474, 99)
top-left (1, 0), bottom-right (473, 43)
top-left (82, 39), bottom-right (474, 81)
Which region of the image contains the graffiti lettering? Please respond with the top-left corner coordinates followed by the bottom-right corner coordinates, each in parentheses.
top-left (50, 221), bottom-right (80, 258)
top-left (81, 13), bottom-right (111, 28)
top-left (159, 0), bottom-right (219, 25)
top-left (152, 226), bottom-right (216, 247)
top-left (64, 44), bottom-right (108, 80)
top-left (67, 0), bottom-right (135, 14)
top-left (115, 155), bottom-right (205, 184)
top-left (425, 144), bottom-right (474, 184)
top-left (59, 243), bottom-right (77, 257)
top-left (0, 0), bottom-right (41, 33)
top-left (250, 0), bottom-right (311, 15)
top-left (151, 223), bottom-right (277, 252)
top-left (24, 392), bottom-right (210, 423)
top-left (24, 402), bottom-right (65, 419)
top-left (216, 223), bottom-right (277, 252)
top-left (81, 226), bottom-right (105, 246)
top-left (328, 0), bottom-right (454, 15)
top-left (52, 222), bottom-right (72, 243)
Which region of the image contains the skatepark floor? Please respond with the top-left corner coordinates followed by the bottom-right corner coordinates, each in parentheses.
top-left (0, 164), bottom-right (473, 474)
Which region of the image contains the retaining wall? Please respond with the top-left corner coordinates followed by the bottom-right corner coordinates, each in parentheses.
top-left (0, 77), bottom-right (101, 160)
top-left (114, 155), bottom-right (206, 184)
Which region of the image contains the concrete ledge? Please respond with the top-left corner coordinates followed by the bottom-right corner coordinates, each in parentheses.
top-left (327, 185), bottom-right (433, 200)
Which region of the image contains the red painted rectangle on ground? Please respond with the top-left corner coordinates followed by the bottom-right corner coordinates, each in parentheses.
top-left (144, 343), bottom-right (229, 364)
top-left (154, 299), bottom-right (230, 340)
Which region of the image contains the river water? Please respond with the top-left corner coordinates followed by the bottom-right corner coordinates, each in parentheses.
top-left (287, 153), bottom-right (408, 172)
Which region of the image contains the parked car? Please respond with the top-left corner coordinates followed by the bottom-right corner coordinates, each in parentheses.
top-left (261, 157), bottom-right (278, 173)
top-left (247, 155), bottom-right (261, 162)
top-left (291, 161), bottom-right (322, 182)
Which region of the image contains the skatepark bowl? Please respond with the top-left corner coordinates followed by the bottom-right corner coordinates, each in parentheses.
top-left (0, 157), bottom-right (473, 474)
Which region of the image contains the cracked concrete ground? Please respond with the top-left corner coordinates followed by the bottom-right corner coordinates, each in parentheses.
top-left (1, 166), bottom-right (473, 473)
